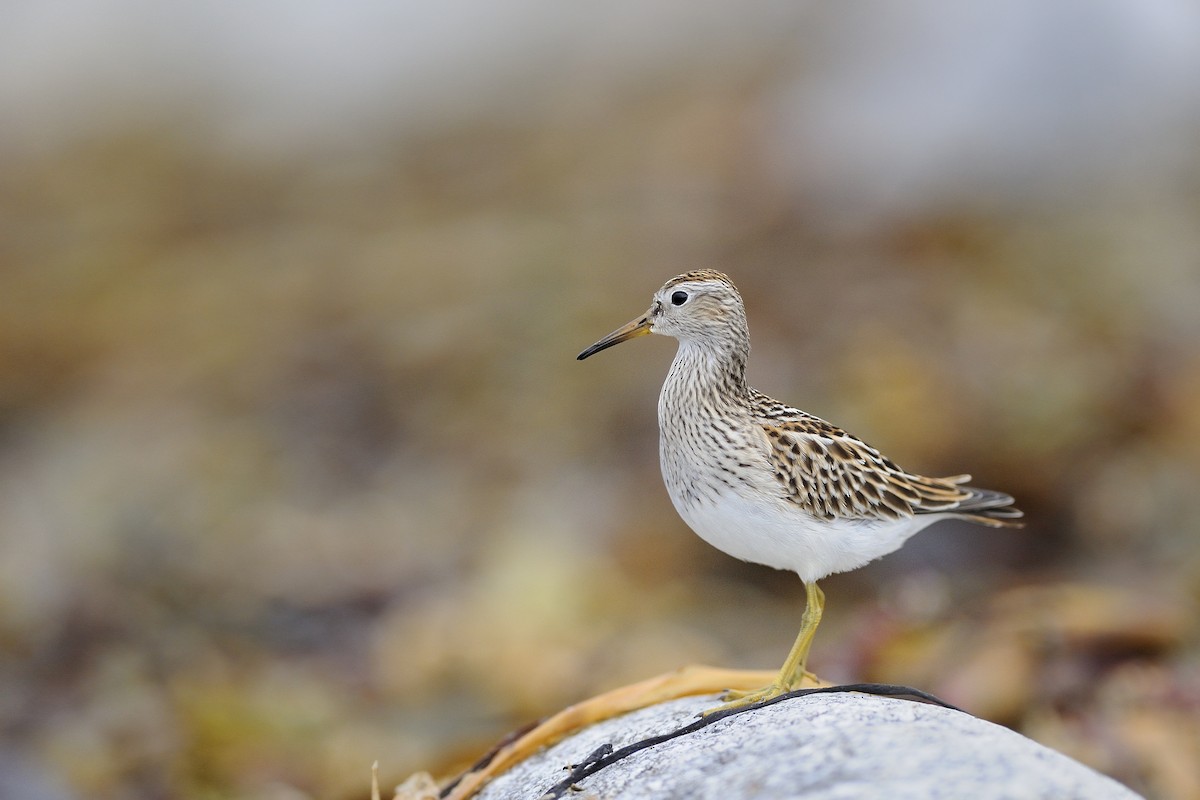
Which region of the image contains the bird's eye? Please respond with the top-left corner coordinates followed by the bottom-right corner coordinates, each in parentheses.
top-left (670, 290), bottom-right (688, 306)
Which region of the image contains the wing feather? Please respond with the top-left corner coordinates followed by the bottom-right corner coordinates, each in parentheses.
top-left (751, 390), bottom-right (1022, 527)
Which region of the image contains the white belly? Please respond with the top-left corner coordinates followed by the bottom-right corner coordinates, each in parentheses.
top-left (666, 482), bottom-right (935, 583)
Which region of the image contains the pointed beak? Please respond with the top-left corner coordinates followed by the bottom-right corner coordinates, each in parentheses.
top-left (577, 314), bottom-right (653, 360)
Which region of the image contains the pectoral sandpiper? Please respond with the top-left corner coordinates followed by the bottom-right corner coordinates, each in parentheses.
top-left (578, 270), bottom-right (1022, 714)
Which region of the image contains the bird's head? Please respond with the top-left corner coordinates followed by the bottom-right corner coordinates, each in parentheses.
top-left (577, 270), bottom-right (748, 360)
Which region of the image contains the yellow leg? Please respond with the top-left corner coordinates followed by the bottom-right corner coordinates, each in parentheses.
top-left (702, 581), bottom-right (825, 715)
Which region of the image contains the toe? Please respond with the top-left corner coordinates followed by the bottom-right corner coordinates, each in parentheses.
top-left (701, 684), bottom-right (786, 716)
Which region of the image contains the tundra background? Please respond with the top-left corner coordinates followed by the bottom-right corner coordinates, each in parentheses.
top-left (1, 3), bottom-right (1198, 798)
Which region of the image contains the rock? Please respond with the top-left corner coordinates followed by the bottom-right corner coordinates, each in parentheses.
top-left (473, 690), bottom-right (1142, 800)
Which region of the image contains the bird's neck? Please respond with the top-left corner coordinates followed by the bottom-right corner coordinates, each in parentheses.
top-left (661, 340), bottom-right (750, 414)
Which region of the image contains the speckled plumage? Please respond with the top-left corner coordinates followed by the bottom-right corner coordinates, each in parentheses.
top-left (578, 270), bottom-right (1022, 711)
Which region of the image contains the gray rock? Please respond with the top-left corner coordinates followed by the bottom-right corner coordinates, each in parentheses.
top-left (475, 691), bottom-right (1141, 800)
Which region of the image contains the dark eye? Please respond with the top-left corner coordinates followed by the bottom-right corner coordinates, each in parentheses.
top-left (670, 290), bottom-right (688, 306)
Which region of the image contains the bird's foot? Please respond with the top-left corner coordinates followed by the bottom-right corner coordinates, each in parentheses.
top-left (700, 671), bottom-right (820, 717)
top-left (702, 683), bottom-right (786, 715)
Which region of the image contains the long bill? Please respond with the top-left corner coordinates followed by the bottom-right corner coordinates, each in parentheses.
top-left (577, 314), bottom-right (652, 360)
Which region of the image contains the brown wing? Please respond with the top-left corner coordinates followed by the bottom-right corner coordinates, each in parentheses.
top-left (751, 392), bottom-right (1022, 527)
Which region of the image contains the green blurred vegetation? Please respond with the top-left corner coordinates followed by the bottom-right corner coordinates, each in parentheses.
top-left (1, 69), bottom-right (1199, 800)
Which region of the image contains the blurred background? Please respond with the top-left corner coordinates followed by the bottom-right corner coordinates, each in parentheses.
top-left (2, 1), bottom-right (1200, 798)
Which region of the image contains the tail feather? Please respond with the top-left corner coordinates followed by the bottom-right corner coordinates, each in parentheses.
top-left (950, 485), bottom-right (1024, 528)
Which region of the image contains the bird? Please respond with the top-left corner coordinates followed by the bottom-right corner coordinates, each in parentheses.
top-left (577, 270), bottom-right (1022, 714)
